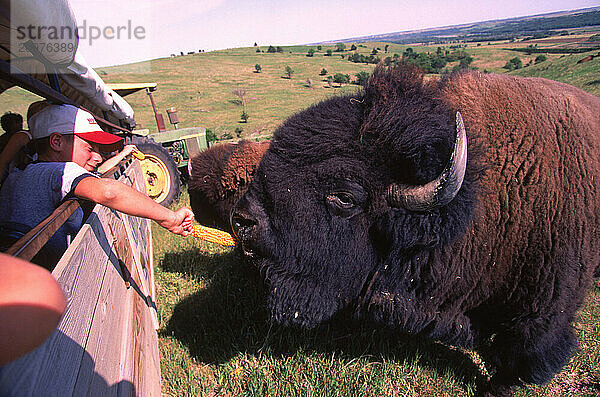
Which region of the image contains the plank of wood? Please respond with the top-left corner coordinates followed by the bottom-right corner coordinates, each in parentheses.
top-left (4, 199), bottom-right (80, 261)
top-left (0, 160), bottom-right (162, 396)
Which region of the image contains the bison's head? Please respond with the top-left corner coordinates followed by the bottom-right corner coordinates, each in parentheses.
top-left (189, 140), bottom-right (269, 232)
top-left (232, 64), bottom-right (477, 329)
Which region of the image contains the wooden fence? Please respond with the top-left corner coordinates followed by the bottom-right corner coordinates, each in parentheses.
top-left (0, 159), bottom-right (161, 396)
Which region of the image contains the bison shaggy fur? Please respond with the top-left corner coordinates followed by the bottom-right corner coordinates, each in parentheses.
top-left (188, 140), bottom-right (269, 231)
top-left (231, 64), bottom-right (600, 395)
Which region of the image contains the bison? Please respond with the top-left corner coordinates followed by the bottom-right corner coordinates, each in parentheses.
top-left (188, 140), bottom-right (269, 232)
top-left (231, 64), bottom-right (600, 395)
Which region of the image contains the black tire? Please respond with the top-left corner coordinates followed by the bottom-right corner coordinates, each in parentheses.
top-left (130, 136), bottom-right (181, 207)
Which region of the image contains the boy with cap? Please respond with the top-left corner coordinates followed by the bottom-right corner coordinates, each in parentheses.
top-left (0, 104), bottom-right (194, 268)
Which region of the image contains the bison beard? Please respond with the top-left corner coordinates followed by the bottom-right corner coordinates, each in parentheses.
top-left (231, 64), bottom-right (600, 395)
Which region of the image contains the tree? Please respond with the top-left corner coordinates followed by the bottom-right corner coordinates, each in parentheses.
top-left (325, 49), bottom-right (333, 56)
top-left (267, 45), bottom-right (276, 53)
top-left (317, 45), bottom-right (322, 50)
top-left (503, 57), bottom-right (522, 71)
top-left (254, 64), bottom-right (262, 73)
top-left (307, 48), bottom-right (315, 57)
top-left (335, 43), bottom-right (346, 52)
top-left (284, 65), bottom-right (294, 79)
top-left (333, 73), bottom-right (350, 84)
top-left (350, 44), bottom-right (357, 51)
top-left (240, 111), bottom-right (249, 123)
top-left (205, 129), bottom-right (217, 144)
top-left (232, 87), bottom-right (248, 107)
top-left (355, 71), bottom-right (370, 85)
top-left (276, 46), bottom-right (283, 53)
top-left (319, 68), bottom-right (328, 76)
top-left (458, 55), bottom-right (473, 69)
top-left (253, 42), bottom-right (258, 46)
top-left (535, 54), bottom-right (548, 64)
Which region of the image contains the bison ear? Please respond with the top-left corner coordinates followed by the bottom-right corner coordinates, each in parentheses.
top-left (386, 112), bottom-right (467, 212)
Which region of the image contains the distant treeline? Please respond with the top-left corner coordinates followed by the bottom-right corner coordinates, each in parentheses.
top-left (347, 47), bottom-right (474, 74)
top-left (380, 10), bottom-right (600, 46)
top-left (507, 47), bottom-right (600, 54)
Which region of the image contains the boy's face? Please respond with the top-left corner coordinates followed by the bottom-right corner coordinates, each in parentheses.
top-left (71, 135), bottom-right (103, 171)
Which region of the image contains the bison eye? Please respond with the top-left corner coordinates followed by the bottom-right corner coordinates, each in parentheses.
top-left (326, 192), bottom-right (355, 210)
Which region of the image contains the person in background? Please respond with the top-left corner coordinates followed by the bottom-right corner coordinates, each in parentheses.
top-left (0, 112), bottom-right (32, 183)
top-left (0, 104), bottom-right (194, 269)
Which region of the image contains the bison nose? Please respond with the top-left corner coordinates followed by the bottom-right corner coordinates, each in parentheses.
top-left (231, 209), bottom-right (257, 241)
top-left (231, 196), bottom-right (260, 257)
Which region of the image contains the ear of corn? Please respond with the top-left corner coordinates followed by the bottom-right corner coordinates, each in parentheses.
top-left (191, 225), bottom-right (236, 246)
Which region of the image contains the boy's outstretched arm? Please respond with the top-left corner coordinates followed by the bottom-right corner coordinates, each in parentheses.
top-left (73, 177), bottom-right (194, 236)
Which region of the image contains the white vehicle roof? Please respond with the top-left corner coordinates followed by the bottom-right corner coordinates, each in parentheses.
top-left (0, 0), bottom-right (135, 126)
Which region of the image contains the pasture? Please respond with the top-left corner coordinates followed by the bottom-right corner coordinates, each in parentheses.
top-left (1, 30), bottom-right (600, 396)
top-left (155, 193), bottom-right (600, 396)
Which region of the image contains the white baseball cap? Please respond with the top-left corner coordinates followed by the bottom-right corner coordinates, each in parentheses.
top-left (29, 104), bottom-right (123, 147)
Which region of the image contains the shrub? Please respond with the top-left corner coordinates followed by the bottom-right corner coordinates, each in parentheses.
top-left (333, 73), bottom-right (350, 84)
top-left (234, 127), bottom-right (243, 138)
top-left (503, 57), bottom-right (522, 71)
top-left (255, 64), bottom-right (262, 73)
top-left (307, 48), bottom-right (315, 57)
top-left (325, 49), bottom-right (332, 56)
top-left (240, 111), bottom-right (249, 123)
top-left (284, 65), bottom-right (294, 78)
top-left (206, 129), bottom-right (217, 144)
top-left (267, 45), bottom-right (276, 53)
top-left (335, 43), bottom-right (346, 52)
top-left (320, 68), bottom-right (328, 76)
top-left (355, 71), bottom-right (370, 85)
top-left (534, 54), bottom-right (548, 64)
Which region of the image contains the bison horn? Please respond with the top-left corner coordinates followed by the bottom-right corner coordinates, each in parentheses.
top-left (386, 111), bottom-right (467, 211)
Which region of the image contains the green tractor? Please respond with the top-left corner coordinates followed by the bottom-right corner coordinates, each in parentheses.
top-left (109, 83), bottom-right (208, 207)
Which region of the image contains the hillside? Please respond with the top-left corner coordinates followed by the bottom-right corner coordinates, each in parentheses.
top-left (324, 7), bottom-right (600, 45)
top-left (1, 26), bottom-right (599, 141)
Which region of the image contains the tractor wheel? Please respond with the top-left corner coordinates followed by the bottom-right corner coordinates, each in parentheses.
top-left (131, 136), bottom-right (181, 207)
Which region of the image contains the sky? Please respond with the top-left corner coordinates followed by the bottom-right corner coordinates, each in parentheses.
top-left (66, 0), bottom-right (600, 67)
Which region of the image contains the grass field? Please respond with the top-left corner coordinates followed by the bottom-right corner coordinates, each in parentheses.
top-left (2, 29), bottom-right (600, 396)
top-left (155, 193), bottom-right (600, 396)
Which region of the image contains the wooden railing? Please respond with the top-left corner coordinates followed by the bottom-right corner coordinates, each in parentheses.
top-left (0, 158), bottom-right (161, 396)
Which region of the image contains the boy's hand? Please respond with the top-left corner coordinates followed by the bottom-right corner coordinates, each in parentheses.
top-left (120, 145), bottom-right (138, 157)
top-left (160, 207), bottom-right (195, 236)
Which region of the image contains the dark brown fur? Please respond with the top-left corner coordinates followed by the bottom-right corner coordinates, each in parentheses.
top-left (231, 65), bottom-right (600, 395)
top-left (188, 140), bottom-right (269, 231)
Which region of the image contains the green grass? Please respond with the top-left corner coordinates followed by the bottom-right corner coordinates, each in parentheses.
top-left (154, 193), bottom-right (600, 396)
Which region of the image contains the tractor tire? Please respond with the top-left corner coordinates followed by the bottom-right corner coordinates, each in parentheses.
top-left (131, 136), bottom-right (181, 207)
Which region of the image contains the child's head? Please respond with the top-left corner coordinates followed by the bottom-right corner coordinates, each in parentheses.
top-left (1, 112), bottom-right (23, 134)
top-left (29, 105), bottom-right (123, 170)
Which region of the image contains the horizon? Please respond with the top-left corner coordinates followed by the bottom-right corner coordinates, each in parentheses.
top-left (68, 0), bottom-right (600, 68)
